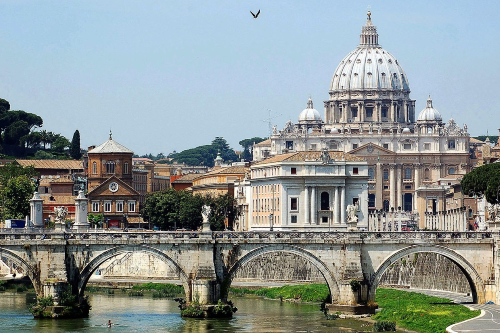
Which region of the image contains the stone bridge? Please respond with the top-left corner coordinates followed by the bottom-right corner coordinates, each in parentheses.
top-left (0, 230), bottom-right (497, 308)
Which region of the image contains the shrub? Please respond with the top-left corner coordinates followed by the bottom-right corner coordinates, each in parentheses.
top-left (373, 320), bottom-right (396, 332)
top-left (181, 303), bottom-right (204, 318)
top-left (350, 279), bottom-right (361, 292)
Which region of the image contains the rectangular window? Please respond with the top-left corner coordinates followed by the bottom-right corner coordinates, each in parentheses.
top-left (353, 167), bottom-right (359, 175)
top-left (116, 201), bottom-right (124, 212)
top-left (322, 216), bottom-right (328, 223)
top-left (352, 144), bottom-right (358, 149)
top-left (104, 201), bottom-right (111, 213)
top-left (366, 107), bottom-right (373, 118)
top-left (381, 107), bottom-right (388, 118)
top-left (290, 198), bottom-right (298, 211)
top-left (286, 141), bottom-right (294, 150)
top-left (124, 162), bottom-right (129, 174)
top-left (448, 140), bottom-right (456, 149)
top-left (106, 162), bottom-right (115, 174)
top-left (383, 143), bottom-right (389, 149)
top-left (383, 169), bottom-right (389, 180)
top-left (405, 185), bottom-right (412, 190)
top-left (291, 167), bottom-right (297, 175)
top-left (329, 142), bottom-right (338, 150)
top-left (291, 215), bottom-right (297, 223)
top-left (92, 201), bottom-right (100, 213)
top-left (403, 143), bottom-right (411, 150)
top-left (424, 143), bottom-right (430, 150)
top-left (383, 185), bottom-right (389, 190)
top-left (310, 144), bottom-right (317, 151)
top-left (351, 107), bottom-right (358, 118)
top-left (128, 201), bottom-right (136, 212)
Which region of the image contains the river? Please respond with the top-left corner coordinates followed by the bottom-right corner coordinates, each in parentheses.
top-left (0, 291), bottom-right (397, 333)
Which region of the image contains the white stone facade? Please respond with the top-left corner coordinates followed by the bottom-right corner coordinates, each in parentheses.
top-left (253, 13), bottom-right (470, 218)
top-left (246, 151), bottom-right (368, 231)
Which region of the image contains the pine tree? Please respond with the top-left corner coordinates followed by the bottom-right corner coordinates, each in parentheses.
top-left (70, 130), bottom-right (82, 159)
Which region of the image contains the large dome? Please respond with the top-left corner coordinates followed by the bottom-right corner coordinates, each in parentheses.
top-left (330, 12), bottom-right (410, 92)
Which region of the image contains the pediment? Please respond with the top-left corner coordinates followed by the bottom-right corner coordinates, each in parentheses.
top-left (88, 176), bottom-right (139, 197)
top-left (349, 143), bottom-right (396, 156)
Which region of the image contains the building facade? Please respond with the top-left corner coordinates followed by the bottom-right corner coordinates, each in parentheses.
top-left (253, 12), bottom-right (471, 222)
top-left (245, 151), bottom-right (368, 231)
top-left (86, 134), bottom-right (140, 228)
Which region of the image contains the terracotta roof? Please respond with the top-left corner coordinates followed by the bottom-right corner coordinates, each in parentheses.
top-left (171, 173), bottom-right (200, 183)
top-left (203, 166), bottom-right (248, 176)
top-left (253, 151), bottom-right (364, 166)
top-left (41, 196), bottom-right (76, 205)
top-left (254, 139), bottom-right (271, 147)
top-left (16, 159), bottom-right (83, 170)
top-left (470, 137), bottom-right (484, 144)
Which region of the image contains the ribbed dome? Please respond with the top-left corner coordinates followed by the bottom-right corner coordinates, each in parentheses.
top-left (417, 96), bottom-right (442, 122)
top-left (330, 12), bottom-right (410, 92)
top-left (298, 98), bottom-right (322, 124)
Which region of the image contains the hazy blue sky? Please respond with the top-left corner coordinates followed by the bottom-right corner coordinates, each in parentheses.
top-left (0, 1), bottom-right (498, 155)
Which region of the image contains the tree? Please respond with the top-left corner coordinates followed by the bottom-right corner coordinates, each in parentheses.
top-left (461, 163), bottom-right (500, 204)
top-left (239, 137), bottom-right (267, 161)
top-left (212, 137), bottom-right (238, 163)
top-left (205, 193), bottom-right (240, 230)
top-left (70, 130), bottom-right (82, 159)
top-left (51, 134), bottom-right (70, 153)
top-left (0, 163), bottom-right (38, 220)
top-left (34, 150), bottom-right (55, 159)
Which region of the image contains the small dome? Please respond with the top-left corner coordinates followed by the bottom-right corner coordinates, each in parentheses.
top-left (417, 96), bottom-right (442, 122)
top-left (402, 127), bottom-right (411, 134)
top-left (331, 127), bottom-right (339, 134)
top-left (299, 98), bottom-right (322, 124)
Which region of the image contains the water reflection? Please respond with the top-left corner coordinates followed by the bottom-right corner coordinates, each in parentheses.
top-left (0, 292), bottom-right (385, 333)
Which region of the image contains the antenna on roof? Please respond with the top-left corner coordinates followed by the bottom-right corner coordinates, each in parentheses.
top-left (262, 109), bottom-right (282, 138)
top-left (109, 129), bottom-right (112, 140)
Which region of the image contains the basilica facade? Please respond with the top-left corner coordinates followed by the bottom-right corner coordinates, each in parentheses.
top-left (253, 12), bottom-right (470, 217)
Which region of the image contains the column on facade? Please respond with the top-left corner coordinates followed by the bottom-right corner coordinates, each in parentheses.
top-left (389, 164), bottom-right (396, 210)
top-left (340, 186), bottom-right (345, 224)
top-left (390, 101), bottom-right (396, 122)
top-left (304, 186), bottom-right (310, 224)
top-left (311, 186), bottom-right (317, 225)
top-left (396, 165), bottom-right (402, 210)
top-left (413, 164), bottom-right (420, 212)
top-left (343, 103), bottom-right (348, 122)
top-left (334, 186), bottom-right (340, 224)
top-left (376, 162), bottom-right (383, 210)
top-left (359, 102), bottom-right (365, 122)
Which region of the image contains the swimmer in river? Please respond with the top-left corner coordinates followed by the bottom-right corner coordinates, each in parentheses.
top-left (107, 320), bottom-right (112, 327)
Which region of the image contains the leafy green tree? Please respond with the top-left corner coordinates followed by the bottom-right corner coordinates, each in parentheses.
top-left (34, 150), bottom-right (55, 159)
top-left (20, 131), bottom-right (42, 148)
top-left (88, 213), bottom-right (103, 228)
top-left (0, 98), bottom-right (10, 112)
top-left (212, 137), bottom-right (238, 163)
top-left (0, 163), bottom-right (38, 220)
top-left (461, 163), bottom-right (500, 204)
top-left (70, 130), bottom-right (82, 159)
top-left (239, 137), bottom-right (266, 161)
top-left (51, 134), bottom-right (70, 153)
top-left (205, 193), bottom-right (240, 230)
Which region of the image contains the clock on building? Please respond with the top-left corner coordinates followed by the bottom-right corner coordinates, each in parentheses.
top-left (109, 182), bottom-right (119, 193)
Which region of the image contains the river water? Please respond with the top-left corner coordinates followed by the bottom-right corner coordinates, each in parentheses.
top-left (0, 291), bottom-right (385, 333)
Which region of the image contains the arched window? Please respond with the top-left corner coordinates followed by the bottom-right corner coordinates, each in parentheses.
top-left (320, 192), bottom-right (330, 210)
top-left (404, 167), bottom-right (412, 180)
top-left (449, 167), bottom-right (455, 175)
top-left (424, 168), bottom-right (430, 180)
top-left (383, 169), bottom-right (389, 181)
top-left (368, 168), bottom-right (375, 180)
top-left (92, 161), bottom-right (97, 174)
top-left (106, 161), bottom-right (115, 174)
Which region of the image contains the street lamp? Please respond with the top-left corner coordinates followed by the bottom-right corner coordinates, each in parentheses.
top-left (269, 213), bottom-right (274, 231)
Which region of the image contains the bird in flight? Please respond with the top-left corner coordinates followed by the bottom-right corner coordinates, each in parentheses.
top-left (250, 10), bottom-right (260, 18)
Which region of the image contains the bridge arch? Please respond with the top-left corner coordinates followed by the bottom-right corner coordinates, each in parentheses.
top-left (369, 244), bottom-right (486, 303)
top-left (222, 244), bottom-right (340, 302)
top-left (0, 247), bottom-right (40, 294)
top-left (78, 244), bottom-right (190, 298)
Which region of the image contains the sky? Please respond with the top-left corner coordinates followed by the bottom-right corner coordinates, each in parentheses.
top-left (0, 0), bottom-right (499, 156)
